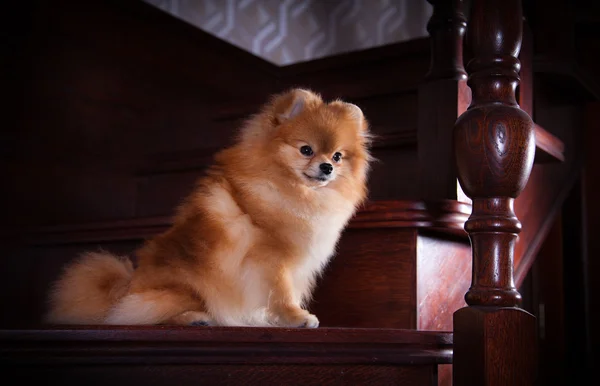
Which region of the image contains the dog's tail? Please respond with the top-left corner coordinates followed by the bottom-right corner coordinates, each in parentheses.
top-left (45, 251), bottom-right (134, 324)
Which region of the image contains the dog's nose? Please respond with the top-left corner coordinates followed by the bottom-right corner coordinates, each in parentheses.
top-left (319, 163), bottom-right (333, 175)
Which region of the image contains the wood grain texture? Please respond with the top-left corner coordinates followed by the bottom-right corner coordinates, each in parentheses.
top-left (419, 0), bottom-right (470, 201)
top-left (0, 326), bottom-right (451, 358)
top-left (453, 0), bottom-right (535, 308)
top-left (424, 0), bottom-right (467, 81)
top-left (310, 229), bottom-right (417, 329)
top-left (417, 234), bottom-right (470, 331)
top-left (452, 1), bottom-right (538, 385)
top-left (1, 364), bottom-right (438, 386)
top-left (453, 307), bottom-right (537, 386)
top-left (0, 327), bottom-right (448, 385)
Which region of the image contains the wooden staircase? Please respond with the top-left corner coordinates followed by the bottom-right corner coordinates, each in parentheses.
top-left (1, 0), bottom-right (592, 385)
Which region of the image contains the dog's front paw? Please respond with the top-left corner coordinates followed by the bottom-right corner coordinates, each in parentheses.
top-left (190, 320), bottom-right (211, 326)
top-left (297, 313), bottom-right (319, 328)
top-left (270, 307), bottom-right (319, 328)
top-left (165, 311), bottom-right (214, 326)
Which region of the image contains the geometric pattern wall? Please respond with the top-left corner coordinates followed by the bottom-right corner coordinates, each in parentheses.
top-left (143, 0), bottom-right (432, 65)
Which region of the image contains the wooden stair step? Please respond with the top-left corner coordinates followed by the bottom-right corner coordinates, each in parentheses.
top-left (0, 327), bottom-right (451, 386)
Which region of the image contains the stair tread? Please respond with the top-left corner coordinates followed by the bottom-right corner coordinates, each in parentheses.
top-left (0, 326), bottom-right (452, 365)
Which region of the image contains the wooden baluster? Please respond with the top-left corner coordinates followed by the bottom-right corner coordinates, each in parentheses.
top-left (425, 0), bottom-right (466, 81)
top-left (418, 0), bottom-right (471, 201)
top-left (452, 0), bottom-right (538, 385)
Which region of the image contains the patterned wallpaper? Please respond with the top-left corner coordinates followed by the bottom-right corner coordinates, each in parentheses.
top-left (143, 0), bottom-right (432, 65)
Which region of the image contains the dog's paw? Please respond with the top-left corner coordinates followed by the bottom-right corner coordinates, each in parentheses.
top-left (166, 311), bottom-right (214, 326)
top-left (296, 313), bottom-right (319, 328)
top-left (270, 307), bottom-right (319, 328)
top-left (190, 320), bottom-right (211, 327)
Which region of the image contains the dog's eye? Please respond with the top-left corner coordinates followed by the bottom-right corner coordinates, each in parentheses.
top-left (300, 145), bottom-right (313, 156)
top-left (332, 152), bottom-right (343, 162)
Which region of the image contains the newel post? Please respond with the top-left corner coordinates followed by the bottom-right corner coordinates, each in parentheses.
top-left (452, 0), bottom-right (538, 385)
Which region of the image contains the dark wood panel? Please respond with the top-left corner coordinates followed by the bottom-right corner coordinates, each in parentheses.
top-left (2, 365), bottom-right (437, 386)
top-left (0, 241), bottom-right (142, 329)
top-left (0, 326), bottom-right (449, 385)
top-left (280, 39), bottom-right (430, 102)
top-left (135, 171), bottom-right (203, 217)
top-left (6, 200), bottom-right (470, 246)
top-left (366, 147), bottom-right (420, 200)
top-left (351, 93), bottom-right (418, 138)
top-left (416, 234), bottom-right (470, 331)
top-left (0, 325), bottom-right (451, 350)
top-left (514, 101), bottom-right (584, 286)
top-left (3, 0), bottom-right (281, 229)
top-left (310, 229), bottom-right (417, 329)
top-left (583, 101), bottom-right (600, 374)
top-left (0, 327), bottom-right (451, 377)
top-left (1, 164), bottom-right (139, 226)
top-left (6, 0), bottom-right (276, 161)
top-left (134, 147), bottom-right (420, 217)
top-left (532, 214), bottom-right (567, 386)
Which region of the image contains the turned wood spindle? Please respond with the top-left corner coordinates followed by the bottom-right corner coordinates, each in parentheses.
top-left (425, 0), bottom-right (467, 81)
top-left (454, 0), bottom-right (535, 307)
top-left (452, 0), bottom-right (538, 385)
top-left (419, 0), bottom-right (471, 201)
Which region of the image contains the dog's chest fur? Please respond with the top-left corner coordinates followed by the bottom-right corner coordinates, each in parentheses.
top-left (291, 207), bottom-right (353, 304)
top-left (211, 181), bottom-right (355, 324)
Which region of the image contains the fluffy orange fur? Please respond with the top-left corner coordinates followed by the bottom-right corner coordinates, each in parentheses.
top-left (46, 88), bottom-right (372, 327)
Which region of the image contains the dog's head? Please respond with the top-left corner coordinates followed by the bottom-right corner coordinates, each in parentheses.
top-left (239, 89), bottom-right (372, 197)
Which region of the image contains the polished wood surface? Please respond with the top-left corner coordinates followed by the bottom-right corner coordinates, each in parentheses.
top-left (454, 0), bottom-right (535, 309)
top-left (311, 229), bottom-right (418, 329)
top-left (418, 0), bottom-right (470, 201)
top-left (1, 364), bottom-right (436, 386)
top-left (417, 235), bottom-right (470, 331)
top-left (452, 0), bottom-right (538, 384)
top-left (0, 327), bottom-right (450, 385)
top-left (0, 326), bottom-right (452, 364)
top-left (454, 307), bottom-right (537, 386)
top-left (424, 0), bottom-right (467, 82)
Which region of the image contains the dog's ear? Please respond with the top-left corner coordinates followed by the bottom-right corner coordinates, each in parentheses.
top-left (272, 89), bottom-right (322, 125)
top-left (237, 89), bottom-right (322, 144)
top-left (340, 103), bottom-right (364, 124)
top-left (330, 101), bottom-right (369, 134)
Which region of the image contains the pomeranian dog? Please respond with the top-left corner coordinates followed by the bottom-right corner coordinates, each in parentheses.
top-left (46, 88), bottom-right (371, 328)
